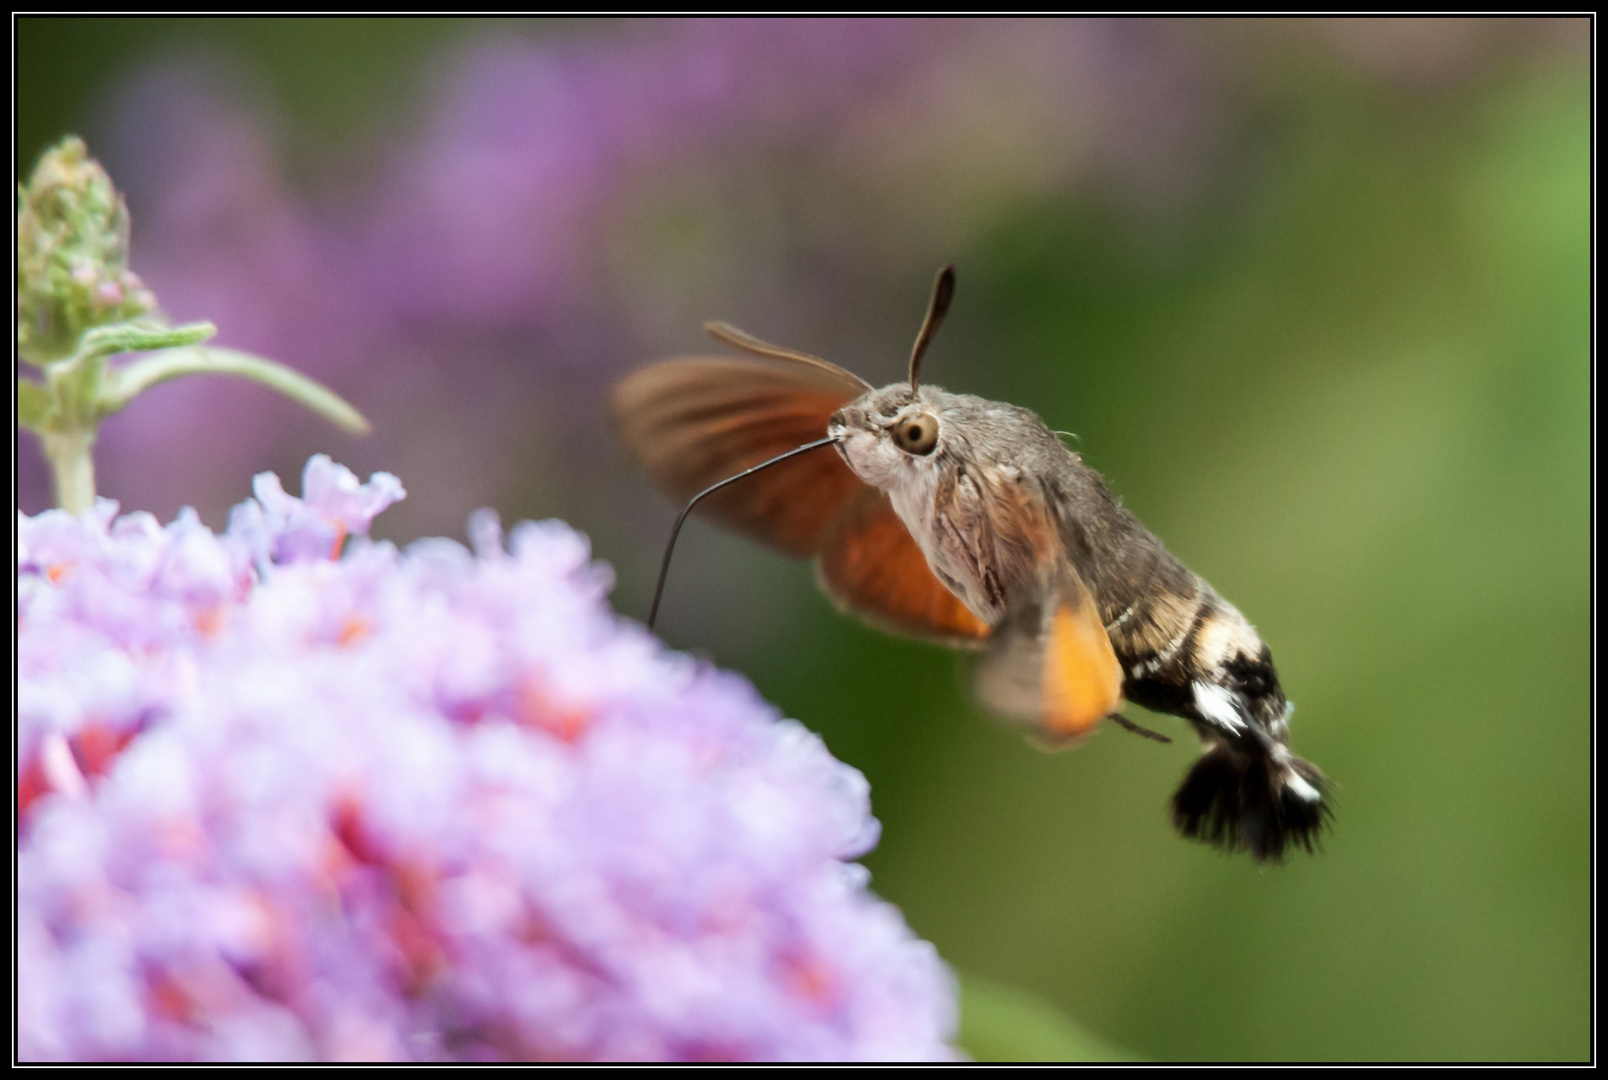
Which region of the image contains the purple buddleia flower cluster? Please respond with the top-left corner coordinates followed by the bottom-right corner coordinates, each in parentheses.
top-left (18, 456), bottom-right (956, 1062)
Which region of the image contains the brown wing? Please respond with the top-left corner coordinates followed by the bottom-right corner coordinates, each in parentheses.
top-left (611, 355), bottom-right (870, 557)
top-left (973, 560), bottom-right (1124, 746)
top-left (816, 486), bottom-right (992, 647)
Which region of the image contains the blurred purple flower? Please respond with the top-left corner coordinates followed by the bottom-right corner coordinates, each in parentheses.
top-left (23, 20), bottom-right (1577, 534)
top-left (28, 19), bottom-right (1239, 531)
top-left (360, 19), bottom-right (930, 325)
top-left (18, 456), bottom-right (956, 1061)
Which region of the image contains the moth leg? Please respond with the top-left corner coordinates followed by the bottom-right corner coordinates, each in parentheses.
top-left (1107, 712), bottom-right (1171, 744)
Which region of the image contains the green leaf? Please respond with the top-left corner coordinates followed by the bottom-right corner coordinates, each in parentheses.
top-left (17, 378), bottom-right (51, 432)
top-left (102, 345), bottom-right (370, 434)
top-left (75, 320), bottom-right (217, 364)
top-left (956, 972), bottom-right (1141, 1063)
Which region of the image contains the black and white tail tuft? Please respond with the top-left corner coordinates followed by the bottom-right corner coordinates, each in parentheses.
top-left (1171, 742), bottom-right (1331, 863)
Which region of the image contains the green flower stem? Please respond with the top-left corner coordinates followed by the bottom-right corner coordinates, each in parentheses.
top-left (39, 428), bottom-right (98, 515)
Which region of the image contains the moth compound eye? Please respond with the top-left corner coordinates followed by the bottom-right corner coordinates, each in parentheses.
top-left (893, 411), bottom-right (940, 456)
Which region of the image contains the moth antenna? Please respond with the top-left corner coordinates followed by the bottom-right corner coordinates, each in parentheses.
top-left (909, 264), bottom-right (956, 390)
top-left (647, 435), bottom-right (844, 631)
top-left (704, 321), bottom-right (829, 366)
top-left (705, 322), bottom-right (875, 389)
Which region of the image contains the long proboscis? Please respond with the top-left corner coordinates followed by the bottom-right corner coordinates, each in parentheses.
top-left (647, 435), bottom-right (844, 631)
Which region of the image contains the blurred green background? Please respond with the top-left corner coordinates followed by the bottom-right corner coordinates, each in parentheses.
top-left (17, 18), bottom-right (1588, 1061)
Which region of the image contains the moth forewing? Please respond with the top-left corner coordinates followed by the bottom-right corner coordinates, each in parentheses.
top-left (611, 355), bottom-right (869, 557)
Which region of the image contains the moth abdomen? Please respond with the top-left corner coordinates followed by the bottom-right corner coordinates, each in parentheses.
top-left (1103, 581), bottom-right (1330, 862)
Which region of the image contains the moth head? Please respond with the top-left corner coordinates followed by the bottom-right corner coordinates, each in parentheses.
top-left (826, 264), bottom-right (956, 491)
top-left (828, 384), bottom-right (950, 490)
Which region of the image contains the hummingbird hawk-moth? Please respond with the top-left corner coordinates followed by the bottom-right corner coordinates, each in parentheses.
top-left (611, 267), bottom-right (1330, 862)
